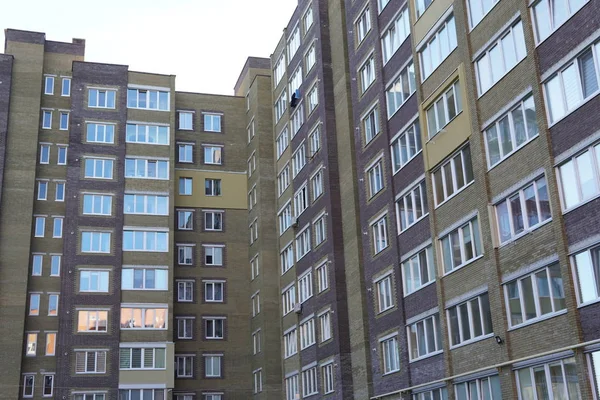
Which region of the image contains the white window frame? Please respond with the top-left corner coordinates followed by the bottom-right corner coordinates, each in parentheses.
top-left (371, 214), bottom-right (389, 254)
top-left (432, 144), bottom-right (473, 206)
top-left (407, 313), bottom-right (443, 361)
top-left (179, 111), bottom-right (193, 130)
top-left (504, 263), bottom-right (566, 328)
top-left (447, 293), bottom-right (493, 347)
top-left (396, 180), bottom-right (428, 232)
top-left (495, 176), bottom-right (552, 244)
top-left (44, 76), bottom-right (54, 95)
top-left (439, 216), bottom-right (482, 274)
top-left (386, 61), bottom-right (416, 118)
top-left (402, 246), bottom-right (435, 295)
top-left (380, 334), bottom-right (400, 374)
top-left (484, 95), bottom-right (539, 168)
top-left (419, 15), bottom-right (458, 81)
top-left (475, 21), bottom-right (527, 95)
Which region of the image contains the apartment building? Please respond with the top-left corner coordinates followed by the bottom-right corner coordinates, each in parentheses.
top-left (3, 0), bottom-right (600, 398)
top-left (0, 29), bottom-right (269, 400)
top-left (344, 0), bottom-right (600, 398)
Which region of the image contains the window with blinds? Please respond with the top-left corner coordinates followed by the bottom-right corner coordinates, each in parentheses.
top-left (75, 351), bottom-right (107, 373)
top-left (119, 347), bottom-right (166, 369)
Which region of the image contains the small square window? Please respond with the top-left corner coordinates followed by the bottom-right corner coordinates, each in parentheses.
top-left (178, 211), bottom-right (194, 230)
top-left (178, 144), bottom-right (193, 163)
top-left (179, 112), bottom-right (194, 130)
top-left (205, 179), bottom-right (221, 196)
top-left (179, 177), bottom-right (192, 195)
top-left (204, 114), bottom-right (222, 132)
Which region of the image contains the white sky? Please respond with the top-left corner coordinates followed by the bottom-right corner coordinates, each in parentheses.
top-left (0, 0), bottom-right (297, 95)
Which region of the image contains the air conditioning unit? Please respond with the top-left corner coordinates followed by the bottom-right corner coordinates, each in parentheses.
top-left (294, 303), bottom-right (302, 313)
top-left (292, 217), bottom-right (299, 228)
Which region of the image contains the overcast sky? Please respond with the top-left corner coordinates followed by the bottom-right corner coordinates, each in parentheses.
top-left (0, 0), bottom-right (297, 95)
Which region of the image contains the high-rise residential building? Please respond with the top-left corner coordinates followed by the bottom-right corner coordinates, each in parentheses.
top-left (2, 0), bottom-right (600, 398)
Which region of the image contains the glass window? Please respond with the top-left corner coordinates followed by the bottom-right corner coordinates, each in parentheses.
top-left (432, 144), bottom-right (473, 205)
top-left (83, 194), bottom-right (112, 215)
top-left (447, 293), bottom-right (493, 346)
top-left (455, 375), bottom-right (502, 400)
top-left (59, 112), bottom-right (69, 130)
top-left (356, 7), bottom-right (371, 44)
top-left (287, 25), bottom-right (301, 61)
top-left (44, 76), bottom-right (54, 95)
top-left (516, 357), bottom-right (580, 399)
top-left (123, 194), bottom-right (168, 215)
top-left (533, 0), bottom-right (589, 42)
top-left (84, 158), bottom-right (113, 179)
top-left (88, 89), bottom-right (116, 108)
top-left (505, 263), bottom-right (566, 327)
top-left (572, 245), bottom-right (600, 305)
top-left (391, 121), bottom-right (422, 173)
top-left (408, 314), bottom-right (442, 360)
top-left (381, 335), bottom-right (400, 374)
top-left (204, 211), bottom-right (223, 231)
top-left (359, 56), bottom-right (375, 94)
top-left (363, 106), bottom-right (380, 144)
top-left (204, 114), bottom-right (222, 132)
top-left (124, 158), bottom-right (168, 179)
top-left (495, 176), bottom-right (551, 243)
top-left (372, 215), bottom-right (389, 254)
top-left (61, 77), bottom-right (71, 96)
top-left (420, 15), bottom-right (458, 80)
top-left (557, 144), bottom-right (600, 210)
top-left (382, 8), bottom-right (410, 64)
top-left (386, 62), bottom-right (416, 117)
top-left (80, 270), bottom-right (110, 292)
top-left (477, 21), bottom-right (527, 94)
top-left (440, 216), bottom-right (482, 273)
top-left (179, 112), bottom-right (193, 130)
top-left (485, 95), bottom-right (538, 167)
top-left (86, 123), bottom-right (115, 144)
top-left (126, 124), bottom-right (169, 145)
top-left (397, 181), bottom-right (428, 232)
top-left (81, 231), bottom-right (111, 253)
top-left (376, 274), bottom-right (394, 312)
top-left (122, 230), bottom-right (168, 252)
top-left (127, 88), bottom-right (169, 110)
top-left (40, 144), bottom-right (50, 163)
top-left (274, 54), bottom-right (286, 86)
top-left (545, 42), bottom-right (600, 123)
top-left (120, 307), bottom-right (167, 329)
top-left (204, 355), bottom-right (222, 377)
top-left (77, 310), bottom-right (108, 332)
top-left (402, 246), bottom-right (436, 295)
top-left (55, 182), bottom-right (65, 201)
top-left (37, 181), bottom-right (48, 200)
top-left (121, 268), bottom-right (168, 290)
top-left (427, 81), bottom-right (463, 137)
top-left (367, 159), bottom-right (384, 197)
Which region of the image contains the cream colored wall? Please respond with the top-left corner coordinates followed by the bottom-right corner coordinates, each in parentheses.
top-left (420, 64), bottom-right (473, 169)
top-left (175, 170), bottom-right (248, 209)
